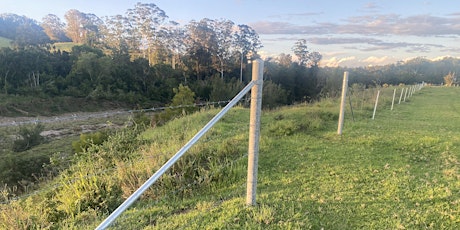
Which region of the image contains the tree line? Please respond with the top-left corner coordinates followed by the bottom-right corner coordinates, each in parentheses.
top-left (1, 2), bottom-right (459, 110)
top-left (0, 2), bottom-right (321, 108)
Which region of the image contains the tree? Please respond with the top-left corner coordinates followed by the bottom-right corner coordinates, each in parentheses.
top-left (444, 72), bottom-right (456, 86)
top-left (64, 10), bottom-right (103, 46)
top-left (292, 39), bottom-right (309, 66)
top-left (82, 13), bottom-right (103, 47)
top-left (210, 19), bottom-right (234, 79)
top-left (161, 23), bottom-right (186, 70)
top-left (276, 53), bottom-right (292, 67)
top-left (185, 18), bottom-right (217, 79)
top-left (0, 14), bottom-right (50, 47)
top-left (64, 9), bottom-right (86, 43)
top-left (233, 24), bottom-right (262, 82)
top-left (308, 51), bottom-right (323, 67)
top-left (41, 14), bottom-right (70, 42)
top-left (101, 14), bottom-right (131, 56)
top-left (126, 2), bottom-right (168, 65)
top-left (153, 84), bottom-right (197, 126)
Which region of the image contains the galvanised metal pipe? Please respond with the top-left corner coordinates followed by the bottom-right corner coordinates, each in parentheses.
top-left (246, 59), bottom-right (264, 206)
top-left (96, 80), bottom-right (255, 230)
top-left (337, 71), bottom-right (348, 135)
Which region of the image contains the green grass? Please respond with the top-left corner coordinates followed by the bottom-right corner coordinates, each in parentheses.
top-left (2, 86), bottom-right (460, 229)
top-left (0, 36), bottom-right (12, 48)
top-left (111, 86), bottom-right (460, 229)
top-left (0, 95), bottom-right (131, 117)
top-left (53, 42), bottom-right (77, 52)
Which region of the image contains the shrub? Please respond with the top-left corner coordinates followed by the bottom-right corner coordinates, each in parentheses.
top-left (263, 81), bottom-right (289, 109)
top-left (72, 131), bottom-right (108, 153)
top-left (152, 84), bottom-right (197, 126)
top-left (12, 124), bottom-right (45, 152)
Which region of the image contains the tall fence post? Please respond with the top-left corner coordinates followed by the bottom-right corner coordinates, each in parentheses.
top-left (337, 71), bottom-right (349, 135)
top-left (372, 90), bottom-right (380, 120)
top-left (391, 88), bottom-right (396, 110)
top-left (404, 88), bottom-right (408, 102)
top-left (246, 59), bottom-right (264, 206)
top-left (398, 88), bottom-right (404, 104)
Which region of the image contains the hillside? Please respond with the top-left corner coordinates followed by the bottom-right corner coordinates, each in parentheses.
top-left (0, 36), bottom-right (11, 48)
top-left (96, 86), bottom-right (460, 229)
top-left (2, 86), bottom-right (460, 229)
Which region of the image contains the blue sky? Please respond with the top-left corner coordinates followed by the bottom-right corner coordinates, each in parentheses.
top-left (2, 0), bottom-right (459, 67)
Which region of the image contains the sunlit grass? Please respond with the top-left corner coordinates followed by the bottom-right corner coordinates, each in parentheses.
top-left (53, 42), bottom-right (77, 52)
top-left (0, 36), bottom-right (11, 48)
top-left (2, 86), bottom-right (460, 229)
top-left (106, 86), bottom-right (460, 229)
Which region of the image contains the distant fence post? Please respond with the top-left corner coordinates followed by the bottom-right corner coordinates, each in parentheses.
top-left (246, 59), bottom-right (264, 206)
top-left (391, 88), bottom-right (396, 110)
top-left (398, 88), bottom-right (404, 104)
top-left (337, 71), bottom-right (349, 135)
top-left (372, 90), bottom-right (380, 120)
top-left (404, 88), bottom-right (408, 102)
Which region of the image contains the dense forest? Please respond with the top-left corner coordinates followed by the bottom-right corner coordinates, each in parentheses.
top-left (1, 2), bottom-right (460, 110)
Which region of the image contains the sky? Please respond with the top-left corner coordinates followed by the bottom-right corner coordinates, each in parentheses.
top-left (2, 0), bottom-right (460, 67)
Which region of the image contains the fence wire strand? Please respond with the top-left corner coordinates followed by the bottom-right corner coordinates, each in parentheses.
top-left (0, 100), bottom-right (249, 205)
top-left (0, 100), bottom-right (235, 127)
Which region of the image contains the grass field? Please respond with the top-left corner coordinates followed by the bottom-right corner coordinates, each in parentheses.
top-left (2, 86), bottom-right (460, 229)
top-left (0, 37), bottom-right (12, 48)
top-left (99, 86), bottom-right (460, 229)
top-left (53, 42), bottom-right (77, 52)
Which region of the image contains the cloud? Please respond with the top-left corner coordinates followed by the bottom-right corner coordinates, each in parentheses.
top-left (360, 2), bottom-right (381, 13)
top-left (364, 2), bottom-right (379, 9)
top-left (251, 13), bottom-right (460, 36)
top-left (361, 56), bottom-right (392, 65)
top-left (269, 11), bottom-right (324, 20)
top-left (430, 55), bottom-right (460, 61)
top-left (321, 56), bottom-right (356, 67)
top-left (308, 37), bottom-right (381, 45)
top-left (307, 36), bottom-right (445, 52)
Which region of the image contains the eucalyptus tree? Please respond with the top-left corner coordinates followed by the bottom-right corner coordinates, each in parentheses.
top-left (233, 24), bottom-right (262, 82)
top-left (64, 10), bottom-right (103, 46)
top-left (41, 14), bottom-right (70, 42)
top-left (0, 14), bottom-right (49, 47)
top-left (126, 2), bottom-right (168, 65)
top-left (210, 19), bottom-right (235, 78)
top-left (82, 13), bottom-right (103, 47)
top-left (185, 18), bottom-right (218, 79)
top-left (292, 39), bottom-right (310, 66)
top-left (157, 21), bottom-right (186, 70)
top-left (101, 14), bottom-right (131, 56)
top-left (64, 9), bottom-right (87, 43)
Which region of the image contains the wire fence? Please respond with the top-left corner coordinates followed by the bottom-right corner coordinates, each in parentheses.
top-left (0, 127), bottom-right (249, 206)
top-left (0, 100), bottom-right (234, 127)
top-left (0, 99), bottom-right (247, 205)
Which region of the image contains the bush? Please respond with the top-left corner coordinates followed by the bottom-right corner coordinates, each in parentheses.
top-left (152, 84), bottom-right (197, 126)
top-left (72, 131), bottom-right (108, 153)
top-left (263, 81), bottom-right (289, 109)
top-left (12, 124), bottom-right (45, 152)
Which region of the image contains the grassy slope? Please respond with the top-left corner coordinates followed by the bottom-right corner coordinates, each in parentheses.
top-left (0, 95), bottom-right (131, 117)
top-left (3, 86), bottom-right (459, 229)
top-left (53, 42), bottom-right (77, 52)
top-left (0, 37), bottom-right (11, 48)
top-left (83, 86), bottom-right (460, 229)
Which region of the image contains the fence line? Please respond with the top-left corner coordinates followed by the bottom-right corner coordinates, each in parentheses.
top-left (0, 100), bottom-right (234, 127)
top-left (0, 101), bottom-right (250, 205)
top-left (340, 81), bottom-right (426, 128)
top-left (96, 59), bottom-right (264, 229)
